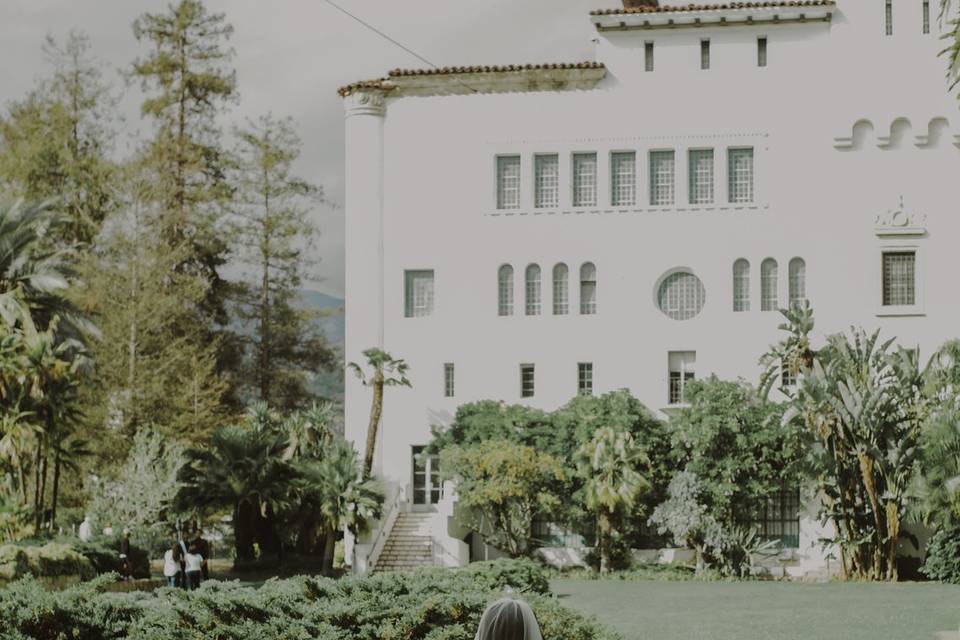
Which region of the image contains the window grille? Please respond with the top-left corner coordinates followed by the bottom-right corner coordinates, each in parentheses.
top-left (923, 0), bottom-right (930, 34)
top-left (668, 351), bottom-right (696, 405)
top-left (758, 37), bottom-right (768, 67)
top-left (497, 156), bottom-right (521, 209)
top-left (404, 270), bottom-right (434, 317)
top-left (498, 265), bottom-right (514, 316)
top-left (688, 149), bottom-right (714, 205)
top-left (781, 359), bottom-right (797, 389)
top-left (580, 262), bottom-right (597, 315)
top-left (747, 487), bottom-right (800, 548)
top-left (444, 363), bottom-right (455, 397)
top-left (553, 263), bottom-right (569, 315)
top-left (733, 259), bottom-right (751, 312)
top-left (521, 364), bottom-right (535, 398)
top-left (573, 153), bottom-right (598, 207)
top-left (728, 148), bottom-right (754, 204)
top-left (578, 362), bottom-right (594, 396)
top-left (649, 150), bottom-right (675, 206)
top-left (645, 41), bottom-right (655, 72)
top-left (525, 264), bottom-right (542, 315)
top-left (761, 259), bottom-right (778, 311)
top-left (886, 0), bottom-right (893, 36)
top-left (534, 154), bottom-right (559, 209)
top-left (788, 258), bottom-right (806, 307)
top-left (611, 152), bottom-right (637, 206)
top-left (882, 252), bottom-right (916, 306)
top-left (700, 39), bottom-right (711, 70)
top-left (657, 272), bottom-right (706, 321)
top-left (412, 446), bottom-right (442, 505)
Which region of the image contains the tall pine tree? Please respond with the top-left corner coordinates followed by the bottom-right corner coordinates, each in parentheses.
top-left (232, 115), bottom-right (336, 410)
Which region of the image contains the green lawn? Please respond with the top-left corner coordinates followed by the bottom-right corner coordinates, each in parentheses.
top-left (552, 579), bottom-right (960, 640)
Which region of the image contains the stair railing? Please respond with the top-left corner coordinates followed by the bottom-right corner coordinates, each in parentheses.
top-left (368, 483), bottom-right (405, 571)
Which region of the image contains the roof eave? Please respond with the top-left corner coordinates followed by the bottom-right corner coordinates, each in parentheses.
top-left (591, 6), bottom-right (835, 31)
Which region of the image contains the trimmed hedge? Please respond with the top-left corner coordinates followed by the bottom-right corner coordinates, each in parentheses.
top-left (0, 561), bottom-right (620, 640)
top-left (923, 524), bottom-right (960, 584)
top-left (0, 543), bottom-right (95, 586)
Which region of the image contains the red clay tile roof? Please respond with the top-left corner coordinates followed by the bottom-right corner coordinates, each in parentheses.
top-left (590, 1), bottom-right (835, 16)
top-left (387, 61), bottom-right (605, 77)
top-left (338, 62), bottom-right (605, 97)
top-left (337, 79), bottom-right (395, 97)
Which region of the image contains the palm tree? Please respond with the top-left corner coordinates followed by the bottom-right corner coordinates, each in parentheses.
top-left (0, 199), bottom-right (94, 340)
top-left (347, 348), bottom-right (411, 479)
top-left (176, 423), bottom-right (294, 561)
top-left (575, 427), bottom-right (648, 574)
top-left (282, 401), bottom-right (336, 461)
top-left (296, 438), bottom-right (382, 574)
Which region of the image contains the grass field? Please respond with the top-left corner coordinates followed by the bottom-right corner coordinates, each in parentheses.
top-left (552, 579), bottom-right (960, 640)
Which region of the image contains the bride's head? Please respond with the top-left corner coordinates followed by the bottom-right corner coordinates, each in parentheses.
top-left (475, 598), bottom-right (543, 640)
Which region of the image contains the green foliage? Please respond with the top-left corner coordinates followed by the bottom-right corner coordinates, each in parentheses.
top-left (232, 114), bottom-right (336, 410)
top-left (86, 427), bottom-right (185, 544)
top-left (764, 304), bottom-right (931, 581)
top-left (0, 561), bottom-right (618, 640)
top-left (73, 537), bottom-right (149, 579)
top-left (461, 558), bottom-right (551, 594)
top-left (922, 522), bottom-right (960, 583)
top-left (667, 376), bottom-right (800, 525)
top-left (440, 440), bottom-right (565, 557)
top-left (0, 542), bottom-right (95, 584)
top-left (940, 1), bottom-right (960, 98)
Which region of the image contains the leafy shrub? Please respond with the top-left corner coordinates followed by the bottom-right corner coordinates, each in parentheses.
top-left (0, 560), bottom-right (619, 640)
top-left (0, 543), bottom-right (95, 585)
top-left (461, 558), bottom-right (550, 594)
top-left (74, 537), bottom-right (150, 579)
top-left (922, 524), bottom-right (960, 583)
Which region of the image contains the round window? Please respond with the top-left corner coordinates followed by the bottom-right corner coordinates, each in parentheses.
top-left (657, 271), bottom-right (706, 320)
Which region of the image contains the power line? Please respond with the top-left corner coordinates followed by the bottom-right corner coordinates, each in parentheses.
top-left (323, 0), bottom-right (477, 94)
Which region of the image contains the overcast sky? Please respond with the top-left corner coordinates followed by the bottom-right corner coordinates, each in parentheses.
top-left (0, 0), bottom-right (604, 299)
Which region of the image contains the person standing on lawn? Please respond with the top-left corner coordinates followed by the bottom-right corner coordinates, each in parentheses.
top-left (119, 528), bottom-right (132, 580)
top-left (162, 543), bottom-right (179, 587)
top-left (184, 542), bottom-right (204, 590)
top-left (191, 527), bottom-right (211, 580)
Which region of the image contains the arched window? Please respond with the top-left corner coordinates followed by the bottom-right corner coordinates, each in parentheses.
top-left (789, 258), bottom-right (806, 307)
top-left (525, 264), bottom-right (541, 316)
top-left (580, 262), bottom-right (597, 315)
top-left (498, 265), bottom-right (513, 316)
top-left (658, 271), bottom-right (706, 320)
top-left (733, 259), bottom-right (750, 312)
top-left (552, 263), bottom-right (569, 315)
top-left (761, 258), bottom-right (778, 311)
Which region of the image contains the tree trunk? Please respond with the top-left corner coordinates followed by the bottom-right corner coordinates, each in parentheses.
top-left (50, 445), bottom-right (62, 532)
top-left (32, 439), bottom-right (43, 534)
top-left (37, 450), bottom-right (48, 533)
top-left (598, 511), bottom-right (611, 575)
top-left (362, 371), bottom-right (385, 480)
top-left (234, 502), bottom-right (256, 562)
top-left (857, 452), bottom-right (885, 580)
top-left (322, 524), bottom-right (336, 576)
top-left (886, 501), bottom-right (900, 581)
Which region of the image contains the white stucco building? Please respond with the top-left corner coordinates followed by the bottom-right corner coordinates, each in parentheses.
top-left (340, 0), bottom-right (960, 575)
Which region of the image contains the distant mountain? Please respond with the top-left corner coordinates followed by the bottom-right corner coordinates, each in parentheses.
top-left (299, 290), bottom-right (345, 401)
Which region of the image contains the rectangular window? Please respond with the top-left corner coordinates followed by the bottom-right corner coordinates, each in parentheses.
top-left (688, 149), bottom-right (714, 205)
top-left (885, 0), bottom-right (893, 36)
top-left (644, 41), bottom-right (655, 72)
top-left (496, 155), bottom-right (521, 209)
top-left (649, 150), bottom-right (675, 206)
top-left (534, 154), bottom-right (559, 209)
top-left (747, 486), bottom-right (800, 548)
top-left (578, 362), bottom-right (594, 396)
top-left (728, 147), bottom-right (754, 204)
top-left (700, 39), bottom-right (711, 70)
top-left (923, 0), bottom-right (930, 34)
top-left (404, 270), bottom-right (434, 317)
top-left (757, 37), bottom-right (768, 67)
top-left (572, 153), bottom-right (597, 207)
top-left (520, 363), bottom-right (535, 398)
top-left (668, 351), bottom-right (696, 405)
top-left (444, 363), bottom-right (455, 398)
top-left (781, 360), bottom-right (797, 389)
top-left (882, 251), bottom-right (916, 306)
top-left (611, 151), bottom-right (636, 206)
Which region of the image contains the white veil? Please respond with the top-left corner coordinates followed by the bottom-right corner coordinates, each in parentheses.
top-left (474, 598), bottom-right (544, 640)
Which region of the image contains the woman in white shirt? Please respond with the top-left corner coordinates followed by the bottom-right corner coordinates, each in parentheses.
top-left (162, 546), bottom-right (179, 587)
top-left (184, 544), bottom-right (204, 590)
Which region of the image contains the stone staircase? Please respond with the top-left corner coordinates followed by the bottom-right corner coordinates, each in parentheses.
top-left (373, 512), bottom-right (435, 572)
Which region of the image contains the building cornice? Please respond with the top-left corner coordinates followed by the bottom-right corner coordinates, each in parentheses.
top-left (591, 1), bottom-right (835, 32)
top-left (338, 62), bottom-right (606, 101)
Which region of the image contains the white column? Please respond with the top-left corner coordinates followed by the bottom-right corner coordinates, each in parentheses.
top-left (343, 87), bottom-right (387, 460)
